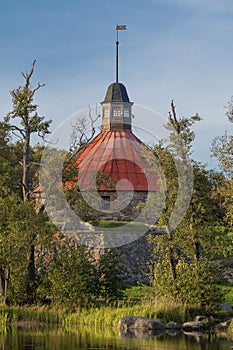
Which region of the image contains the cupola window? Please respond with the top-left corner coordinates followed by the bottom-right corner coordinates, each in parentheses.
top-left (124, 109), bottom-right (130, 117)
top-left (112, 108), bottom-right (122, 117)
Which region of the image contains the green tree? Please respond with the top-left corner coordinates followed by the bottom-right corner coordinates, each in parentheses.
top-left (97, 249), bottom-right (126, 305)
top-left (0, 185), bottom-right (53, 305)
top-left (45, 244), bottom-right (97, 309)
top-left (150, 101), bottom-right (223, 311)
top-left (211, 96), bottom-right (233, 227)
top-left (212, 132), bottom-right (233, 178)
top-left (0, 188), bottom-right (22, 304)
top-left (3, 61), bottom-right (52, 303)
top-left (150, 101), bottom-right (201, 282)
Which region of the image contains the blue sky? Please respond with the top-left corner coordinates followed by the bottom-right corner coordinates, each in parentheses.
top-left (0, 0), bottom-right (233, 167)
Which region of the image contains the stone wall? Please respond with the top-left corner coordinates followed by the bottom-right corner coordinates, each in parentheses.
top-left (33, 190), bottom-right (150, 222)
top-left (86, 232), bottom-right (155, 283)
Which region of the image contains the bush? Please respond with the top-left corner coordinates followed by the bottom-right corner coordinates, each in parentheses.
top-left (42, 245), bottom-right (98, 309)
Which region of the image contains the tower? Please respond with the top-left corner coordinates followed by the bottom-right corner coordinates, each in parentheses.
top-left (101, 25), bottom-right (133, 131)
top-left (101, 82), bottom-right (133, 131)
top-left (70, 27), bottom-right (159, 220)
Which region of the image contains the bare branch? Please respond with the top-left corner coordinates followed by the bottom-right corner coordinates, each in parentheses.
top-left (169, 100), bottom-right (180, 134)
top-left (21, 60), bottom-right (45, 97)
top-left (22, 59), bottom-right (36, 81)
top-left (69, 106), bottom-right (101, 155)
top-left (32, 82), bottom-right (45, 95)
top-left (9, 124), bottom-right (26, 138)
top-left (0, 145), bottom-right (15, 151)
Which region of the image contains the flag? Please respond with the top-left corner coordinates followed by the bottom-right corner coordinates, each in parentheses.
top-left (116, 25), bottom-right (127, 30)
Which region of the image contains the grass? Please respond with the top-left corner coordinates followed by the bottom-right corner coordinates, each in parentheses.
top-left (90, 220), bottom-right (128, 228)
top-left (124, 284), bottom-right (152, 301)
top-left (63, 300), bottom-right (193, 327)
top-left (0, 298), bottom-right (200, 329)
top-left (125, 283), bottom-right (233, 306)
top-left (89, 220), bottom-right (149, 230)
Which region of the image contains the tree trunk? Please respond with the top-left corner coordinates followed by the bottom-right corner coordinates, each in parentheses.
top-left (194, 240), bottom-right (200, 279)
top-left (22, 128), bottom-right (36, 303)
top-left (22, 130), bottom-right (30, 201)
top-left (28, 245), bottom-right (36, 281)
top-left (190, 216), bottom-right (200, 280)
top-left (27, 244), bottom-right (36, 304)
top-left (0, 267), bottom-right (10, 305)
top-left (166, 225), bottom-right (177, 280)
top-left (0, 269), bottom-right (5, 301)
top-left (168, 247), bottom-right (177, 280)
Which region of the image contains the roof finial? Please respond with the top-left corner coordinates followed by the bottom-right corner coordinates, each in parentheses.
top-left (115, 25), bottom-right (127, 83)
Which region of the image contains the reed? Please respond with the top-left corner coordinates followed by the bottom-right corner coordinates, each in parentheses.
top-left (63, 300), bottom-right (195, 327)
top-left (0, 299), bottom-right (201, 328)
top-left (0, 314), bottom-right (7, 333)
top-left (0, 305), bottom-right (64, 325)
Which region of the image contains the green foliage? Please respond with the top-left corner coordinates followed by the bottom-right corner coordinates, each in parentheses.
top-left (223, 179), bottom-right (233, 227)
top-left (0, 191), bottom-right (54, 305)
top-left (219, 282), bottom-right (233, 306)
top-left (166, 100), bottom-right (201, 157)
top-left (149, 103), bottom-right (226, 312)
top-left (5, 61), bottom-right (51, 141)
top-left (97, 249), bottom-right (126, 305)
top-left (150, 163), bottom-right (224, 311)
top-left (212, 132), bottom-right (233, 178)
top-left (211, 96), bottom-right (233, 227)
top-left (153, 257), bottom-right (223, 312)
top-left (0, 80), bottom-right (232, 316)
top-left (64, 185), bottom-right (95, 221)
top-left (4, 60), bottom-right (51, 201)
top-left (44, 245), bottom-right (97, 309)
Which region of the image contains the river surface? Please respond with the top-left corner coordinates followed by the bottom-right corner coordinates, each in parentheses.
top-left (0, 326), bottom-right (232, 350)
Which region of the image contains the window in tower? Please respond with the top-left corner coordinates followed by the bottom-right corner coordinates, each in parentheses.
top-left (103, 108), bottom-right (110, 118)
top-left (124, 108), bottom-right (130, 117)
top-left (112, 108), bottom-right (122, 117)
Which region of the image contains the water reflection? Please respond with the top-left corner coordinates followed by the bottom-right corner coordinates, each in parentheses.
top-left (0, 326), bottom-right (232, 350)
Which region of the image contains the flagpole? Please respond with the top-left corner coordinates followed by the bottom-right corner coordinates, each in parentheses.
top-left (116, 28), bottom-right (119, 83)
top-left (115, 25), bottom-right (127, 83)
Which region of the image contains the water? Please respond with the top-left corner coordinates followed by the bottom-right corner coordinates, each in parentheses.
top-left (0, 326), bottom-right (232, 350)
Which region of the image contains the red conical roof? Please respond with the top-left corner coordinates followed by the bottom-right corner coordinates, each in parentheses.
top-left (72, 130), bottom-right (159, 192)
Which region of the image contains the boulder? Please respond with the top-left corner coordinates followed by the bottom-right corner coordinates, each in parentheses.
top-left (118, 316), bottom-right (165, 333)
top-left (165, 322), bottom-right (181, 336)
top-left (183, 321), bottom-right (204, 332)
top-left (166, 321), bottom-right (181, 330)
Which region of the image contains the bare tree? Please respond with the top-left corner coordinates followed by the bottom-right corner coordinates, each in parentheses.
top-left (69, 105), bottom-right (100, 155)
top-left (5, 60), bottom-right (51, 201)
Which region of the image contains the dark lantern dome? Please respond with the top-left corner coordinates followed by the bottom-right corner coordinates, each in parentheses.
top-left (103, 82), bottom-right (130, 103)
